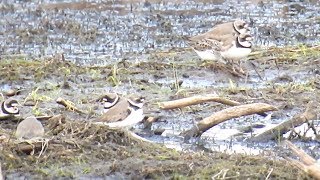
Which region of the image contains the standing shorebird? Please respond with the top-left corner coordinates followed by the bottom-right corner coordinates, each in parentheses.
top-left (189, 19), bottom-right (250, 43)
top-left (0, 99), bottom-right (20, 120)
top-left (93, 93), bottom-right (144, 127)
top-left (187, 20), bottom-right (252, 74)
top-left (220, 33), bottom-right (253, 62)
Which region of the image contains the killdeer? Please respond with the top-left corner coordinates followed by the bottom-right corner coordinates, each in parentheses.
top-left (94, 93), bottom-right (144, 128)
top-left (188, 20), bottom-right (252, 63)
top-left (0, 99), bottom-right (20, 120)
top-left (15, 116), bottom-right (45, 140)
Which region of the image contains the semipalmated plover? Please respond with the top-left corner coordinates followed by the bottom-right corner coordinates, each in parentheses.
top-left (0, 99), bottom-right (20, 120)
top-left (189, 19), bottom-right (250, 43)
top-left (94, 93), bottom-right (144, 126)
top-left (188, 20), bottom-right (253, 68)
top-left (221, 33), bottom-right (253, 61)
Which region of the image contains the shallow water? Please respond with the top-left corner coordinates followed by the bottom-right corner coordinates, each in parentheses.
top-left (0, 0), bottom-right (319, 65)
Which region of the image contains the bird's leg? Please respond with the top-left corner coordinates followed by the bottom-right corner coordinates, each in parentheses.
top-left (225, 59), bottom-right (238, 73)
top-left (226, 59), bottom-right (246, 77)
top-left (219, 56), bottom-right (228, 65)
top-left (237, 60), bottom-right (246, 75)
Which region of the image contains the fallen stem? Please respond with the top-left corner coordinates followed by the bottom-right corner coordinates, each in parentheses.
top-left (159, 94), bottom-right (267, 116)
top-left (284, 140), bottom-right (320, 179)
top-left (159, 94), bottom-right (240, 109)
top-left (251, 101), bottom-right (317, 142)
top-left (181, 103), bottom-right (277, 139)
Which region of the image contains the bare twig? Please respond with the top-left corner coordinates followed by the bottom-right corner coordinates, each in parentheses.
top-left (56, 97), bottom-right (86, 114)
top-left (252, 101), bottom-right (317, 142)
top-left (181, 103), bottom-right (277, 139)
top-left (284, 140), bottom-right (320, 179)
top-left (35, 115), bottom-right (53, 121)
top-left (159, 94), bottom-right (240, 109)
top-left (159, 94), bottom-right (267, 117)
top-left (265, 168), bottom-right (273, 180)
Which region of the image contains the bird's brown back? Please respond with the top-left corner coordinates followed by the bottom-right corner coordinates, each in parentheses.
top-left (189, 22), bottom-right (235, 42)
top-left (94, 98), bottom-right (130, 123)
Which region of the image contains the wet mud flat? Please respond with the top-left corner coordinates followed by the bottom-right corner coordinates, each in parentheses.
top-left (0, 0), bottom-right (320, 179)
top-left (0, 115), bottom-right (308, 179)
top-left (0, 45), bottom-right (320, 179)
top-left (1, 0), bottom-right (319, 65)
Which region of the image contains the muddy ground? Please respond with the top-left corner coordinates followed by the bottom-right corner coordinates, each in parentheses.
top-left (1, 0), bottom-right (320, 179)
top-left (0, 45), bottom-right (319, 179)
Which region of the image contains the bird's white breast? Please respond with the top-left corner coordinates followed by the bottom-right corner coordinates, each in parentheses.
top-left (193, 49), bottom-right (226, 64)
top-left (221, 46), bottom-right (251, 60)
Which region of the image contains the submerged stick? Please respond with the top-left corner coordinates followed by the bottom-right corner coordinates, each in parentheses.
top-left (56, 97), bottom-right (86, 114)
top-left (251, 101), bottom-right (317, 142)
top-left (284, 140), bottom-right (320, 179)
top-left (181, 103), bottom-right (277, 139)
top-left (159, 94), bottom-right (240, 109)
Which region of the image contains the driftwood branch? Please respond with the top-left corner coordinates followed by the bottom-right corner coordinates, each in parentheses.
top-left (251, 102), bottom-right (317, 142)
top-left (159, 94), bottom-right (241, 109)
top-left (181, 103), bottom-right (277, 139)
top-left (56, 97), bottom-right (86, 114)
top-left (15, 141), bottom-right (45, 154)
top-left (159, 94), bottom-right (267, 116)
top-left (284, 140), bottom-right (320, 179)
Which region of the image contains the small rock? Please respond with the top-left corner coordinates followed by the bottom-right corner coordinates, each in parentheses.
top-left (23, 100), bottom-right (36, 106)
top-left (153, 128), bottom-right (165, 135)
top-left (4, 89), bottom-right (17, 96)
top-left (182, 73), bottom-right (189, 78)
top-left (15, 117), bottom-right (45, 139)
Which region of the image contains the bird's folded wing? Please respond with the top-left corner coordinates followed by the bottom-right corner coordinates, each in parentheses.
top-left (191, 38), bottom-right (222, 52)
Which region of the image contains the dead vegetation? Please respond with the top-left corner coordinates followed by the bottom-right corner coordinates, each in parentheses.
top-left (0, 115), bottom-right (312, 179)
top-left (0, 45), bottom-right (319, 179)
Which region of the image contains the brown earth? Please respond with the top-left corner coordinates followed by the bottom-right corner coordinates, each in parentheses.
top-left (0, 45), bottom-right (319, 179)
